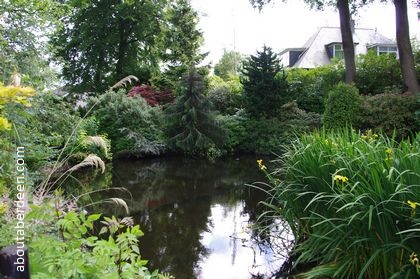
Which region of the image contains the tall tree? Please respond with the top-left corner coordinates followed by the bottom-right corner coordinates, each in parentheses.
top-left (394, 0), bottom-right (419, 93)
top-left (214, 50), bottom-right (244, 80)
top-left (161, 0), bottom-right (205, 84)
top-left (250, 0), bottom-right (356, 83)
top-left (165, 69), bottom-right (224, 156)
top-left (52, 0), bottom-right (203, 94)
top-left (241, 46), bottom-right (289, 118)
top-left (0, 0), bottom-right (63, 89)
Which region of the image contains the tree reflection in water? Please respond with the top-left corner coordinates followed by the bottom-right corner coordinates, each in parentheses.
top-left (86, 156), bottom-right (290, 279)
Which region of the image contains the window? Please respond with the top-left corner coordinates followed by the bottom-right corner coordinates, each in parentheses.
top-left (326, 43), bottom-right (344, 60)
top-left (368, 45), bottom-right (398, 57)
top-left (333, 44), bottom-right (344, 59)
top-left (377, 46), bottom-right (398, 57)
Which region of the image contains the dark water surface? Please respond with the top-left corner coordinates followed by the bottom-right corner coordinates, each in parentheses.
top-left (91, 155), bottom-right (290, 279)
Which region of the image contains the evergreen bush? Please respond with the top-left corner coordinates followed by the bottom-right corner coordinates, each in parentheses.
top-left (323, 82), bottom-right (361, 128)
top-left (164, 69), bottom-right (225, 157)
top-left (241, 46), bottom-right (289, 118)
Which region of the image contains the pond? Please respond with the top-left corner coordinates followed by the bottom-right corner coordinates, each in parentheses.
top-left (81, 155), bottom-right (292, 279)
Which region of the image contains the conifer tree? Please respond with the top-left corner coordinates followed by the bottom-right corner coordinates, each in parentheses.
top-left (165, 69), bottom-right (224, 156)
top-left (241, 46), bottom-right (288, 118)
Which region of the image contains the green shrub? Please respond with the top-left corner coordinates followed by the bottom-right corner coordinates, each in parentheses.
top-left (241, 46), bottom-right (289, 118)
top-left (264, 129), bottom-right (420, 278)
top-left (323, 82), bottom-right (361, 128)
top-left (89, 89), bottom-right (166, 157)
top-left (165, 70), bottom-right (225, 157)
top-left (218, 103), bottom-right (320, 154)
top-left (356, 93), bottom-right (420, 140)
top-left (207, 75), bottom-right (243, 115)
top-left (356, 51), bottom-right (403, 95)
top-left (217, 110), bottom-right (247, 153)
top-left (287, 62), bottom-right (344, 114)
top-left (27, 208), bottom-right (170, 278)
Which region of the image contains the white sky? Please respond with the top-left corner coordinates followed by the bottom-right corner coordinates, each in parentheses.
top-left (190, 0), bottom-right (420, 65)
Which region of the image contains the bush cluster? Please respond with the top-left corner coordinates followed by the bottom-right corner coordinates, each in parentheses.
top-left (356, 92), bottom-right (420, 140)
top-left (89, 89), bottom-right (166, 157)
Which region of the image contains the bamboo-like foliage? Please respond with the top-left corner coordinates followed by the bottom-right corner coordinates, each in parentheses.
top-left (266, 129), bottom-right (420, 278)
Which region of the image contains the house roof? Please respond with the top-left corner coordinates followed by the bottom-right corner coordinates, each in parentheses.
top-left (288, 26), bottom-right (396, 68)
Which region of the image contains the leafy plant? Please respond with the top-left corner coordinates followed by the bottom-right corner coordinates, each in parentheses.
top-left (127, 84), bottom-right (174, 107)
top-left (356, 50), bottom-right (403, 95)
top-left (356, 92), bottom-right (420, 140)
top-left (323, 82), bottom-right (361, 128)
top-left (261, 129), bottom-right (420, 278)
top-left (29, 210), bottom-right (171, 279)
top-left (287, 61), bottom-right (344, 114)
top-left (89, 89), bottom-right (166, 157)
top-left (0, 82), bottom-right (35, 130)
top-left (207, 75), bottom-right (243, 115)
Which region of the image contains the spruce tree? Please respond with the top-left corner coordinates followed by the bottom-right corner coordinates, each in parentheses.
top-left (241, 46), bottom-right (288, 118)
top-left (165, 69), bottom-right (224, 156)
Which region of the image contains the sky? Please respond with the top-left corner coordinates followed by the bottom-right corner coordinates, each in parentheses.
top-left (190, 0), bottom-right (420, 65)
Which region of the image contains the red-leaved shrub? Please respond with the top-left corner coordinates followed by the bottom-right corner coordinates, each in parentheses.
top-left (127, 84), bottom-right (174, 107)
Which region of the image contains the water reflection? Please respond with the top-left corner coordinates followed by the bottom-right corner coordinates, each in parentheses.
top-left (94, 156), bottom-right (288, 278)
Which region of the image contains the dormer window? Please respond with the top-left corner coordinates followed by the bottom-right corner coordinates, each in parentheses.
top-left (326, 43), bottom-right (344, 60)
top-left (368, 44), bottom-right (398, 57)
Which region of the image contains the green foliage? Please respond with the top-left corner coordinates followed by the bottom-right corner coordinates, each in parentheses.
top-left (214, 50), bottom-right (244, 80)
top-left (356, 93), bottom-right (420, 140)
top-left (162, 0), bottom-right (205, 82)
top-left (207, 75), bottom-right (243, 114)
top-left (323, 82), bottom-right (361, 128)
top-left (287, 62), bottom-right (344, 114)
top-left (5, 92), bottom-right (81, 170)
top-left (263, 129), bottom-right (420, 278)
top-left (217, 110), bottom-right (248, 153)
top-left (356, 51), bottom-right (403, 95)
top-left (0, 0), bottom-right (63, 89)
top-left (28, 209), bottom-right (171, 278)
top-left (52, 0), bottom-right (203, 93)
top-left (218, 103), bottom-right (321, 154)
top-left (241, 46), bottom-right (289, 118)
top-left (165, 70), bottom-right (225, 157)
top-left (89, 89), bottom-right (166, 157)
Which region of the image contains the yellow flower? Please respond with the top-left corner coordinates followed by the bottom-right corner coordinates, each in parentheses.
top-left (410, 252), bottom-right (419, 267)
top-left (361, 129), bottom-right (379, 141)
top-left (408, 200), bottom-right (420, 209)
top-left (257, 159), bottom-right (267, 171)
top-left (333, 175), bottom-right (349, 183)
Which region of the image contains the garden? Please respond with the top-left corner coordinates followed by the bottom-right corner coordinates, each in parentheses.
top-left (1, 0), bottom-right (420, 278)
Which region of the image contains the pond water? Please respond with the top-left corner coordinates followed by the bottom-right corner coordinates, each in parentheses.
top-left (84, 155), bottom-right (292, 279)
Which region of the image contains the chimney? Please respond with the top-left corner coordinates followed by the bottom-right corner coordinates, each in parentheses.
top-left (350, 19), bottom-right (355, 34)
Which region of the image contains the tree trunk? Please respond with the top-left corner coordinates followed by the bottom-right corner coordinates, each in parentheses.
top-left (337, 0), bottom-right (356, 84)
top-left (115, 19), bottom-right (128, 80)
top-left (394, 0), bottom-right (420, 93)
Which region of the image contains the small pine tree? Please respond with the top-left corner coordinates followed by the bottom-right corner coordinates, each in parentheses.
top-left (165, 69), bottom-right (224, 156)
top-left (241, 46), bottom-right (289, 118)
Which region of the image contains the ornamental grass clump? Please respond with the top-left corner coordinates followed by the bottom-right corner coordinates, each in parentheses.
top-left (267, 129), bottom-right (420, 278)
